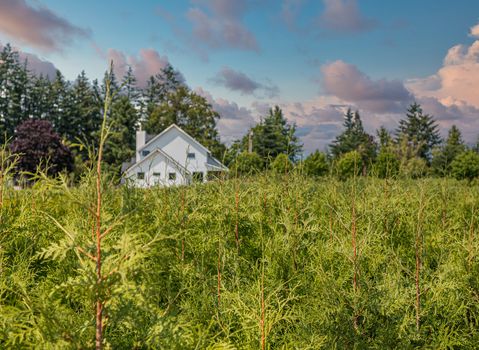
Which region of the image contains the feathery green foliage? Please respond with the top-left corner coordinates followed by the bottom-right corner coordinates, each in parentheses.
top-left (3, 169), bottom-right (479, 347)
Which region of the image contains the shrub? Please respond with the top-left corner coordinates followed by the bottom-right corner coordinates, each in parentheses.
top-left (374, 150), bottom-right (399, 178)
top-left (303, 151), bottom-right (329, 177)
top-left (335, 151), bottom-right (362, 179)
top-left (231, 151), bottom-right (263, 175)
top-left (400, 157), bottom-right (427, 179)
top-left (450, 151), bottom-right (479, 181)
top-left (270, 153), bottom-right (292, 174)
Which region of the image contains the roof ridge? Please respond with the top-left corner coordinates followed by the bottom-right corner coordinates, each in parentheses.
top-left (124, 148), bottom-right (190, 175)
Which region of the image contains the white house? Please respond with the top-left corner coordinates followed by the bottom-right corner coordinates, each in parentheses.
top-left (122, 124), bottom-right (228, 187)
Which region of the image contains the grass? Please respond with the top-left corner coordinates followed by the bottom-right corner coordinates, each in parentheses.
top-left (1, 173), bottom-right (479, 348)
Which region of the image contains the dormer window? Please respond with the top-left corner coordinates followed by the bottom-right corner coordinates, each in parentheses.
top-left (141, 150), bottom-right (150, 157)
top-left (187, 152), bottom-right (195, 159)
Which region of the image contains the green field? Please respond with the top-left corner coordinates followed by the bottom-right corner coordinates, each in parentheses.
top-left (1, 174), bottom-right (479, 349)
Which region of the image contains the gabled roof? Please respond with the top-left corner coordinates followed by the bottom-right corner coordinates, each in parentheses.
top-left (207, 154), bottom-right (229, 171)
top-left (138, 124), bottom-right (211, 155)
top-left (124, 148), bottom-right (190, 175)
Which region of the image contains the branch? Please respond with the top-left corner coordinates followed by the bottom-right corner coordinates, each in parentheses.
top-left (77, 246), bottom-right (97, 262)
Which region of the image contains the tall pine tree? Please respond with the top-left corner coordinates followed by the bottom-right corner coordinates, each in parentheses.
top-left (142, 63), bottom-right (184, 123)
top-left (70, 71), bottom-right (101, 148)
top-left (396, 102), bottom-right (441, 162)
top-left (103, 69), bottom-right (141, 173)
top-left (0, 44), bottom-right (30, 138)
top-left (245, 106), bottom-right (302, 164)
top-left (48, 70), bottom-right (74, 140)
top-left (431, 125), bottom-right (465, 176)
top-left (330, 109), bottom-right (376, 170)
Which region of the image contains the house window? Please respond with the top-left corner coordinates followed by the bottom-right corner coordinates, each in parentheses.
top-left (168, 172), bottom-right (176, 180)
top-left (141, 150), bottom-right (150, 157)
top-left (137, 172), bottom-right (145, 180)
top-left (153, 172), bottom-right (161, 177)
top-left (187, 152), bottom-right (195, 159)
top-left (193, 172), bottom-right (203, 183)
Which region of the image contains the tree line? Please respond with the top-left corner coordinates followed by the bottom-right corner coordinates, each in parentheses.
top-left (229, 101), bottom-right (479, 182)
top-left (0, 44), bottom-right (224, 179)
top-left (2, 43), bottom-right (479, 182)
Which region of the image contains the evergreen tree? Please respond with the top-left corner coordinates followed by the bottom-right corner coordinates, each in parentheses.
top-left (103, 95), bottom-right (139, 173)
top-left (97, 68), bottom-right (120, 104)
top-left (100, 68), bottom-right (142, 172)
top-left (376, 126), bottom-right (393, 150)
top-left (122, 66), bottom-right (140, 102)
top-left (70, 71), bottom-right (101, 148)
top-left (155, 64), bottom-right (183, 97)
top-left (396, 102), bottom-right (441, 162)
top-left (395, 133), bottom-right (428, 178)
top-left (330, 109), bottom-right (376, 173)
top-left (431, 125), bottom-right (465, 176)
top-left (143, 64), bottom-right (184, 123)
top-left (48, 71), bottom-right (74, 140)
top-left (0, 44), bottom-right (29, 138)
top-left (246, 106), bottom-right (302, 164)
top-left (27, 74), bottom-right (51, 120)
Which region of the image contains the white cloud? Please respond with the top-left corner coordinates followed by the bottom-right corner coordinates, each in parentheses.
top-left (470, 23), bottom-right (479, 38)
top-left (406, 27), bottom-right (479, 109)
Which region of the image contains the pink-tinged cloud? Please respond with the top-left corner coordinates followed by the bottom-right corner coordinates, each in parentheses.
top-left (407, 24), bottom-right (479, 109)
top-left (107, 48), bottom-right (182, 88)
top-left (470, 23), bottom-right (479, 38)
top-left (212, 66), bottom-right (279, 98)
top-left (0, 0), bottom-right (89, 52)
top-left (186, 0), bottom-right (259, 52)
top-left (321, 60), bottom-right (412, 113)
top-left (0, 43), bottom-right (57, 78)
top-left (195, 87), bottom-right (257, 143)
top-left (319, 0), bottom-right (377, 33)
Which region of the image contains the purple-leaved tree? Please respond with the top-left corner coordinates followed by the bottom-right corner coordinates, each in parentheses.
top-left (11, 119), bottom-right (73, 178)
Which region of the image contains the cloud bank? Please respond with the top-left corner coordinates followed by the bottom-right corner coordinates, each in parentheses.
top-left (0, 0), bottom-right (89, 52)
top-left (321, 60), bottom-right (412, 113)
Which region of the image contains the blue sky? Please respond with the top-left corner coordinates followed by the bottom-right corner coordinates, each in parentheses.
top-left (1, 0), bottom-right (479, 153)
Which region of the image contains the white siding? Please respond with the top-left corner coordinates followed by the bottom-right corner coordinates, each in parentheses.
top-left (125, 125), bottom-right (227, 188)
top-left (140, 128), bottom-right (208, 182)
top-left (124, 152), bottom-right (189, 188)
